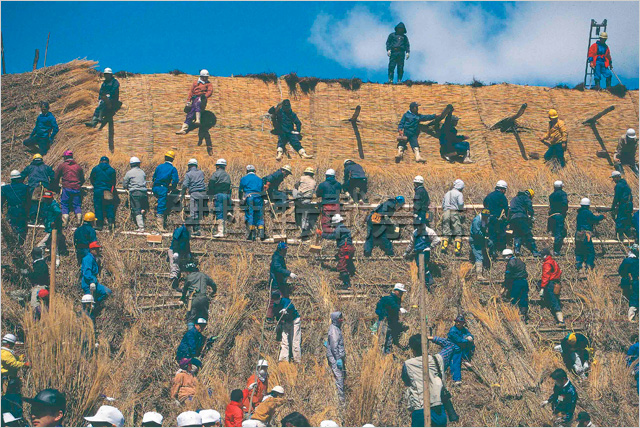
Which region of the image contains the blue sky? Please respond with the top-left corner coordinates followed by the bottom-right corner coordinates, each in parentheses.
top-left (2, 1), bottom-right (638, 88)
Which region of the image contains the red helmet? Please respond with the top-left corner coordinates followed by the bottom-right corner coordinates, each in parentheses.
top-left (38, 289), bottom-right (50, 299)
top-left (88, 241), bottom-right (101, 250)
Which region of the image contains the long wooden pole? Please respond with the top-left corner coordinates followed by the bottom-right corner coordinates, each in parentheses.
top-left (44, 32), bottom-right (50, 68)
top-left (49, 229), bottom-right (57, 304)
top-left (418, 252), bottom-right (431, 427)
top-left (1, 32), bottom-right (6, 75)
top-left (33, 49), bottom-right (39, 71)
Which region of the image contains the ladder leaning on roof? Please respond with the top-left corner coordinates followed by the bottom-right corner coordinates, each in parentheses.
top-left (583, 19), bottom-right (608, 90)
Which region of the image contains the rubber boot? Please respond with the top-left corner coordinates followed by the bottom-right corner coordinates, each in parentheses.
top-left (413, 147), bottom-right (426, 163)
top-left (298, 149), bottom-right (313, 159)
top-left (258, 225), bottom-right (266, 241)
top-left (214, 221), bottom-right (225, 238)
top-left (175, 123), bottom-right (189, 135)
top-left (84, 116), bottom-right (99, 128)
top-left (475, 261), bottom-right (486, 281)
top-left (514, 239), bottom-right (522, 256)
top-left (61, 214), bottom-right (69, 227)
top-left (454, 240), bottom-right (462, 257)
top-left (593, 79), bottom-right (601, 90)
top-left (395, 146), bottom-right (405, 163)
top-left (76, 213), bottom-right (83, 226)
top-left (606, 77), bottom-right (612, 89)
top-left (339, 272), bottom-right (351, 289)
top-left (195, 112), bottom-right (201, 125)
top-left (156, 215), bottom-right (165, 232)
top-left (463, 150), bottom-right (474, 164)
top-left (555, 311), bottom-right (565, 326)
top-left (520, 306), bottom-right (529, 324)
top-left (135, 214), bottom-right (145, 232)
top-left (276, 148), bottom-right (284, 161)
top-left (247, 226), bottom-right (256, 241)
top-left (171, 277), bottom-right (181, 291)
top-left (441, 238), bottom-right (449, 253)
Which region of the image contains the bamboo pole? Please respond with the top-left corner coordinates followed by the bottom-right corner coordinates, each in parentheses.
top-left (418, 252), bottom-right (431, 427)
top-left (33, 49), bottom-right (39, 71)
top-left (44, 32), bottom-right (50, 68)
top-left (49, 229), bottom-right (57, 304)
top-left (1, 32), bottom-right (6, 75)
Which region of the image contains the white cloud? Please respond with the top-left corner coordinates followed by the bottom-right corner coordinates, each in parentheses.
top-left (309, 1), bottom-right (639, 85)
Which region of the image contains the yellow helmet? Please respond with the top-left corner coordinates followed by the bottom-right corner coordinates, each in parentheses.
top-left (481, 209), bottom-right (490, 215)
top-left (83, 212), bottom-right (96, 222)
top-left (599, 32), bottom-right (608, 39)
top-left (33, 153), bottom-right (43, 160)
top-left (567, 333), bottom-right (577, 345)
top-left (526, 188), bottom-right (535, 198)
top-left (304, 167), bottom-right (315, 175)
top-left (548, 109), bottom-right (558, 119)
top-left (164, 150), bottom-right (176, 159)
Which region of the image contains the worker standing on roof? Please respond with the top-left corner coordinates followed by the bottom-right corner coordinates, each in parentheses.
top-left (171, 358), bottom-right (202, 403)
top-left (152, 151), bottom-right (179, 232)
top-left (412, 176), bottom-right (431, 226)
top-left (441, 180), bottom-right (465, 257)
top-left (618, 244), bottom-right (639, 321)
top-left (509, 189), bottom-right (540, 257)
top-left (469, 209), bottom-right (491, 281)
top-left (272, 291), bottom-right (302, 363)
top-left (614, 129), bottom-right (639, 176)
top-left (176, 318), bottom-right (207, 362)
top-left (21, 154), bottom-right (55, 222)
top-left (539, 109), bottom-right (568, 168)
top-left (243, 360), bottom-right (270, 414)
top-left (575, 198), bottom-right (605, 270)
top-left (321, 214), bottom-right (356, 289)
top-left (123, 156), bottom-right (148, 232)
top-left (364, 196), bottom-right (405, 257)
top-left (386, 22), bottom-right (410, 83)
top-left (23, 101), bottom-right (58, 156)
top-left (53, 150), bottom-right (85, 228)
top-left (372, 283), bottom-right (408, 354)
top-left (293, 167), bottom-right (317, 240)
top-left (85, 68), bottom-right (121, 128)
top-left (501, 249), bottom-right (529, 323)
top-left (181, 158), bottom-right (207, 236)
top-left (81, 241), bottom-right (112, 303)
top-left (316, 169), bottom-right (342, 233)
top-left (397, 102), bottom-right (435, 163)
top-left (181, 262), bottom-right (217, 327)
top-left (36, 191), bottom-right (67, 267)
top-left (447, 315), bottom-right (475, 385)
top-left (326, 312), bottom-right (347, 404)
top-left (169, 223), bottom-right (192, 291)
top-left (177, 69), bottom-right (213, 134)
top-left (439, 114), bottom-right (474, 164)
top-left (208, 159), bottom-right (233, 238)
top-left (73, 212), bottom-right (97, 265)
top-left (404, 222), bottom-right (440, 288)
top-left (275, 99), bottom-right (313, 161)
top-left (548, 181), bottom-right (568, 256)
top-left (1, 170), bottom-right (31, 245)
top-left (89, 156), bottom-right (117, 231)
top-left (588, 32), bottom-right (612, 90)
top-left (239, 165), bottom-right (265, 241)
top-left (539, 248), bottom-right (564, 326)
top-left (264, 165), bottom-right (292, 215)
top-left (343, 160), bottom-right (368, 204)
top-left (267, 243), bottom-right (297, 319)
top-left (483, 180), bottom-right (509, 258)
top-left (554, 333), bottom-right (590, 379)
top-left (541, 368), bottom-right (578, 426)
top-left (610, 170), bottom-right (634, 241)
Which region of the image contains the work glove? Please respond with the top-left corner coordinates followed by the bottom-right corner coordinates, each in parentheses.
top-left (90, 283), bottom-right (96, 292)
top-left (539, 288), bottom-right (545, 297)
top-left (466, 336), bottom-right (473, 341)
top-left (400, 308), bottom-right (408, 314)
top-left (405, 52), bottom-right (410, 60)
top-left (249, 382), bottom-right (258, 390)
top-left (24, 362), bottom-right (32, 369)
top-left (279, 309), bottom-right (288, 315)
top-left (370, 321), bottom-right (379, 334)
top-left (540, 400), bottom-right (549, 407)
top-left (387, 50), bottom-right (391, 57)
top-left (336, 359), bottom-right (344, 370)
top-left (316, 229), bottom-right (323, 237)
top-left (290, 272), bottom-right (297, 279)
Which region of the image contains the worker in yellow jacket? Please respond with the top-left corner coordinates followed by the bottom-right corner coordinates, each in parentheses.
top-left (247, 386), bottom-right (286, 426)
top-left (1, 334), bottom-right (30, 393)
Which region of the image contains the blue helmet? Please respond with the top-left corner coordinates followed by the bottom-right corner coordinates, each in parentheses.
top-left (277, 242), bottom-right (288, 250)
top-left (395, 196), bottom-right (405, 205)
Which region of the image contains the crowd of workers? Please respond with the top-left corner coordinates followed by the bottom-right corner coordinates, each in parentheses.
top-left (1, 23), bottom-right (639, 428)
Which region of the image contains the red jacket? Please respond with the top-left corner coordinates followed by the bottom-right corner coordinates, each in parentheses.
top-left (541, 256), bottom-right (562, 288)
top-left (588, 42), bottom-right (612, 68)
top-left (54, 159), bottom-right (85, 190)
top-left (225, 400), bottom-right (244, 427)
top-left (242, 374), bottom-right (268, 413)
top-left (187, 80), bottom-right (213, 100)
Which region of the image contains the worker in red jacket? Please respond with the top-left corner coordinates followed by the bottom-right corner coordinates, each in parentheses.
top-left (587, 32), bottom-right (612, 89)
top-left (225, 389), bottom-right (245, 427)
top-left (242, 360), bottom-right (269, 413)
top-left (177, 69), bottom-right (213, 134)
top-left (539, 248), bottom-right (564, 325)
top-left (53, 150), bottom-right (85, 227)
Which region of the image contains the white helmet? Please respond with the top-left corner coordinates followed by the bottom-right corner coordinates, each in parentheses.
top-left (496, 180), bottom-right (508, 189)
top-left (10, 170), bottom-right (21, 179)
top-left (627, 128), bottom-right (636, 139)
top-left (553, 180), bottom-right (563, 188)
top-left (103, 68), bottom-right (113, 74)
top-left (2, 334), bottom-right (17, 344)
top-left (453, 179), bottom-right (465, 190)
top-left (188, 158), bottom-right (198, 166)
top-left (326, 169), bottom-right (336, 176)
top-left (257, 359), bottom-right (269, 367)
top-left (580, 198), bottom-right (591, 206)
top-left (271, 386), bottom-right (285, 394)
top-left (82, 294), bottom-right (95, 304)
top-left (393, 283), bottom-right (407, 292)
top-left (200, 69), bottom-right (210, 77)
top-left (502, 249), bottom-right (514, 257)
top-left (129, 156), bottom-right (141, 164)
top-left (246, 165), bottom-right (256, 172)
top-left (216, 158), bottom-right (227, 166)
top-left (331, 214), bottom-right (344, 224)
top-left (611, 170), bottom-right (622, 178)
top-left (413, 175), bottom-right (424, 184)
top-left (320, 421), bottom-right (339, 427)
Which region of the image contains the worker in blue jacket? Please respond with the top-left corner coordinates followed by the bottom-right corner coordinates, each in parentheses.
top-left (152, 151), bottom-right (179, 231)
top-left (397, 102), bottom-right (435, 163)
top-left (343, 159), bottom-right (368, 203)
top-left (23, 101), bottom-right (58, 155)
top-left (619, 244), bottom-right (639, 321)
top-left (169, 223), bottom-right (192, 290)
top-left (372, 283), bottom-right (408, 354)
top-left (548, 181), bottom-right (568, 256)
top-left (263, 165), bottom-right (292, 214)
top-left (176, 318), bottom-right (207, 362)
top-left (509, 189), bottom-right (540, 257)
top-left (239, 165), bottom-right (264, 241)
top-left (21, 154), bottom-right (55, 221)
top-left (483, 180), bottom-right (509, 258)
top-left (269, 242), bottom-right (297, 299)
top-left (73, 212), bottom-right (97, 265)
top-left (469, 209), bottom-right (491, 280)
top-left (447, 315), bottom-right (475, 385)
top-left (274, 99), bottom-right (313, 161)
top-left (610, 171), bottom-right (634, 241)
top-left (1, 170), bottom-right (31, 245)
top-left (364, 196), bottom-right (405, 257)
top-left (85, 68), bottom-right (121, 128)
top-left (316, 169), bottom-right (342, 233)
top-left (439, 113), bottom-right (474, 164)
top-left (89, 156), bottom-right (117, 230)
top-left (575, 198), bottom-right (605, 270)
top-left (386, 22), bottom-right (410, 83)
top-left (80, 242), bottom-right (112, 303)
top-left (627, 340), bottom-right (639, 392)
top-left (542, 369), bottom-right (578, 426)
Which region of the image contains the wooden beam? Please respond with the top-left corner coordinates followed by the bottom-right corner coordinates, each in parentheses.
top-left (490, 103), bottom-right (528, 131)
top-left (32, 49), bottom-right (39, 71)
top-left (43, 32), bottom-right (50, 68)
top-left (1, 32), bottom-right (6, 75)
top-left (49, 229), bottom-right (57, 305)
top-left (582, 105), bottom-right (615, 125)
top-left (419, 252), bottom-right (430, 427)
